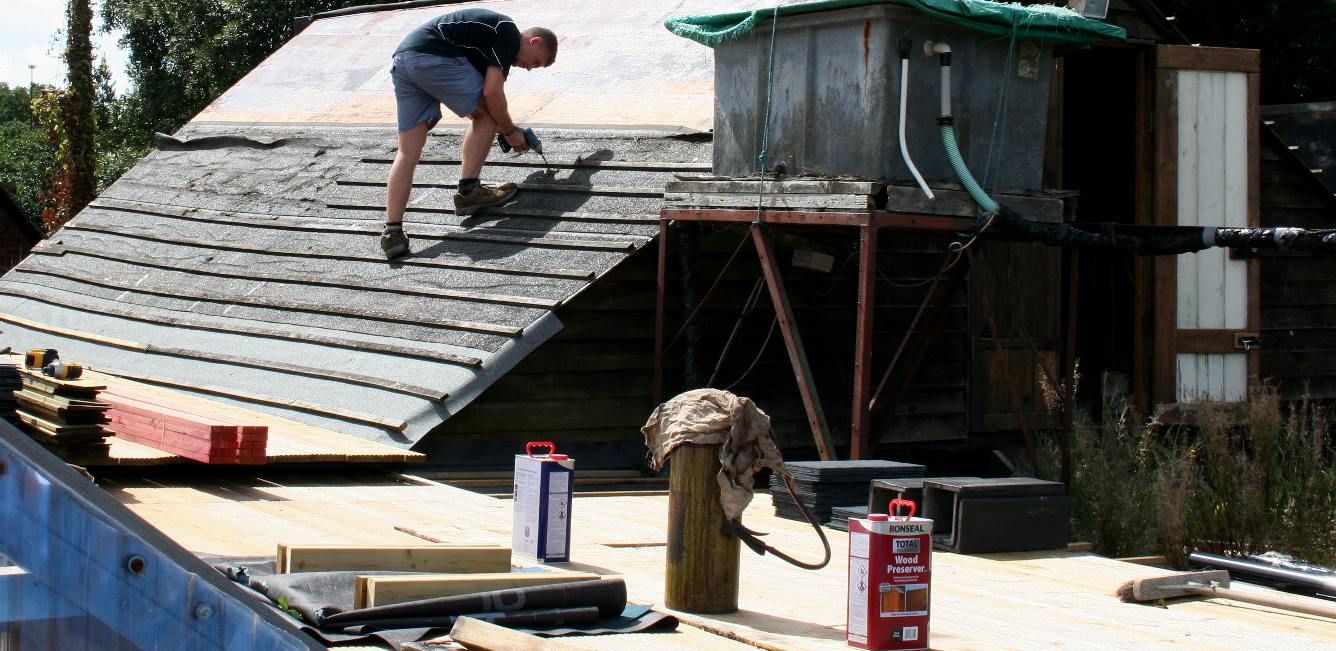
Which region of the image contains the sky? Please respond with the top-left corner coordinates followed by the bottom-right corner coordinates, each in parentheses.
top-left (1, 0), bottom-right (131, 93)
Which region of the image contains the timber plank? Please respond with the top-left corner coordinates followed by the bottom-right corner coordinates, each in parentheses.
top-left (448, 616), bottom-right (591, 651)
top-left (373, 156), bottom-right (713, 172)
top-left (664, 192), bottom-right (875, 210)
top-left (666, 179), bottom-right (882, 195)
top-left (278, 544), bottom-right (510, 575)
top-left (337, 177), bottom-right (665, 198)
top-left (356, 571), bottom-right (602, 608)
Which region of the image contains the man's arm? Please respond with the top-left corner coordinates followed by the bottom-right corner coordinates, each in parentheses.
top-left (481, 66), bottom-right (528, 151)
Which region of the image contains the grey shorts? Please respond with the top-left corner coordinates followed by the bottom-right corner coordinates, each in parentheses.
top-left (390, 51), bottom-right (484, 132)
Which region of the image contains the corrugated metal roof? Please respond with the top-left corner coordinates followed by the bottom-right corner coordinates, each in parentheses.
top-left (0, 1), bottom-right (747, 446)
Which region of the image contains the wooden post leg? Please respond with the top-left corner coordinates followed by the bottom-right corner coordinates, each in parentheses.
top-left (665, 444), bottom-right (739, 613)
top-left (851, 221), bottom-right (878, 460)
top-left (751, 224), bottom-right (838, 461)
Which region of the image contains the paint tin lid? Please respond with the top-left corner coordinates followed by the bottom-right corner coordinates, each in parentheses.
top-left (867, 513), bottom-right (888, 521)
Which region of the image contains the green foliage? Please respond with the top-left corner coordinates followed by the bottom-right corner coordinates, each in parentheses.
top-left (0, 84), bottom-right (35, 124)
top-left (100, 0), bottom-right (390, 137)
top-left (276, 595), bottom-right (303, 621)
top-left (1160, 0), bottom-right (1336, 103)
top-left (0, 113), bottom-right (57, 226)
top-left (1029, 388), bottom-right (1336, 566)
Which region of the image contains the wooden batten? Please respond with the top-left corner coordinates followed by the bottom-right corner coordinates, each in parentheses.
top-left (448, 616), bottom-right (591, 651)
top-left (355, 571), bottom-right (602, 609)
top-left (276, 543), bottom-right (509, 574)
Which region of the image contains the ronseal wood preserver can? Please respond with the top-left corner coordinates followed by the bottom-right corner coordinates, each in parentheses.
top-left (847, 499), bottom-right (932, 650)
top-left (511, 441), bottom-right (574, 563)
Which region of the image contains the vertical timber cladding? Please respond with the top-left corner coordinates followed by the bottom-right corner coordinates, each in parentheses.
top-left (1257, 125), bottom-right (1336, 400)
top-left (1154, 46), bottom-right (1261, 404)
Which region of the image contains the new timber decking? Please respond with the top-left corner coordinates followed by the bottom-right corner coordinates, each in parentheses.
top-left (106, 472), bottom-right (1336, 650)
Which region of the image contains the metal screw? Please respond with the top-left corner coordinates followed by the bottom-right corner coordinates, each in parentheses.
top-left (194, 603), bottom-right (214, 619)
top-left (124, 555), bottom-right (146, 574)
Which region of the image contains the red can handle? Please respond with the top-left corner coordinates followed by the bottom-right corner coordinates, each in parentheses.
top-left (889, 498), bottom-right (917, 519)
top-left (525, 441), bottom-right (557, 458)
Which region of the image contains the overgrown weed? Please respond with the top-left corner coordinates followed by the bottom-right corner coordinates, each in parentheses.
top-left (1024, 385), bottom-right (1336, 566)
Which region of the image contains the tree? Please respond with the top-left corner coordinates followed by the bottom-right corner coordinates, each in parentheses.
top-left (1161, 0), bottom-right (1336, 104)
top-left (62, 0), bottom-right (97, 224)
top-left (0, 89), bottom-right (57, 225)
top-left (30, 0), bottom-right (98, 234)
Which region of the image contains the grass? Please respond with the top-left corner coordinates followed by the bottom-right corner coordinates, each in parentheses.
top-left (1025, 385), bottom-right (1336, 567)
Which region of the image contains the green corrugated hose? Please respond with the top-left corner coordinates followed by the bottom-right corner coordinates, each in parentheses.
top-left (940, 122), bottom-right (999, 215)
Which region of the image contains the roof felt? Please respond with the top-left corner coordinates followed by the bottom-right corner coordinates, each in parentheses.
top-left (0, 0), bottom-right (737, 446)
top-left (0, 125), bottom-right (710, 445)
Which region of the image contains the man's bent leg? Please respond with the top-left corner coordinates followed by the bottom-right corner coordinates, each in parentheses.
top-left (460, 107), bottom-right (496, 181)
top-left (386, 121), bottom-right (431, 226)
top-left (452, 108), bottom-right (518, 216)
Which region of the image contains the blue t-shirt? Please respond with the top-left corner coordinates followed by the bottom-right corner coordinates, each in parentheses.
top-left (395, 8), bottom-right (521, 78)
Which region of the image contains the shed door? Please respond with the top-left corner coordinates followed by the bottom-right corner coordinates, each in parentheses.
top-left (1153, 46), bottom-right (1261, 404)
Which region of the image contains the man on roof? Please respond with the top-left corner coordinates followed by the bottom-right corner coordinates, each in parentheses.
top-left (382, 8), bottom-right (557, 259)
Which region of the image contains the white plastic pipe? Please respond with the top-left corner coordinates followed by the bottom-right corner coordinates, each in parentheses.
top-left (899, 55), bottom-right (934, 200)
top-left (924, 41), bottom-right (953, 116)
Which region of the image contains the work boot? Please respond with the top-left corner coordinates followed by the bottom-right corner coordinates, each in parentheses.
top-left (453, 181), bottom-right (518, 216)
top-left (380, 225), bottom-right (410, 259)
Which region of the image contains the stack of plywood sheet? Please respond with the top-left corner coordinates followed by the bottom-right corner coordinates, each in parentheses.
top-left (101, 389), bottom-right (268, 465)
top-left (13, 370), bottom-right (112, 463)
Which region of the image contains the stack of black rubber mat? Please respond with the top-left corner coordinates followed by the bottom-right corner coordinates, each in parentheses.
top-left (770, 460), bottom-right (925, 525)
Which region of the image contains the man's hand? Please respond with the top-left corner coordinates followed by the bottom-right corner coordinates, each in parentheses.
top-left (503, 128), bottom-right (530, 153)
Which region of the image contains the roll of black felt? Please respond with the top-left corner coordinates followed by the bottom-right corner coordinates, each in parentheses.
top-left (319, 578), bottom-right (627, 627)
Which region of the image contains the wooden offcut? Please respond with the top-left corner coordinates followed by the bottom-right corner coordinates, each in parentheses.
top-left (665, 444), bottom-right (740, 614)
top-left (278, 544), bottom-right (511, 574)
top-left (355, 571), bottom-right (602, 608)
top-left (448, 615), bottom-right (592, 651)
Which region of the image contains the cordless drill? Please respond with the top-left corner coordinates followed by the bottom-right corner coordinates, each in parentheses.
top-left (497, 127), bottom-right (553, 175)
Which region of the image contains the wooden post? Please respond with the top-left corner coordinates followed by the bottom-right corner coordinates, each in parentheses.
top-left (850, 219), bottom-right (878, 459)
top-left (665, 444), bottom-right (739, 613)
top-left (751, 223), bottom-right (838, 460)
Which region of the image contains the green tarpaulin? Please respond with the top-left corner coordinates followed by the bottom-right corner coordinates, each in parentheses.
top-left (665, 0), bottom-right (1126, 47)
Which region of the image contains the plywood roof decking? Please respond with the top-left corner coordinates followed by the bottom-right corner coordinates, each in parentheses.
top-left (195, 1), bottom-right (760, 131)
top-left (112, 474), bottom-right (1336, 650)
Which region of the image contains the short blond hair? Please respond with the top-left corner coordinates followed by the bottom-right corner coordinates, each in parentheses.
top-left (524, 27), bottom-right (558, 64)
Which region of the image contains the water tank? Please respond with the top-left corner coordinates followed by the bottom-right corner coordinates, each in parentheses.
top-left (712, 3), bottom-right (1057, 192)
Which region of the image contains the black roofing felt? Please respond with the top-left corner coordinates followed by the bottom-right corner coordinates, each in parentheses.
top-left (0, 124), bottom-right (710, 445)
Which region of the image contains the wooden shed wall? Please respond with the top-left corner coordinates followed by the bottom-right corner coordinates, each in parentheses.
top-left (1257, 130), bottom-right (1336, 399)
top-left (419, 219), bottom-right (1065, 470)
